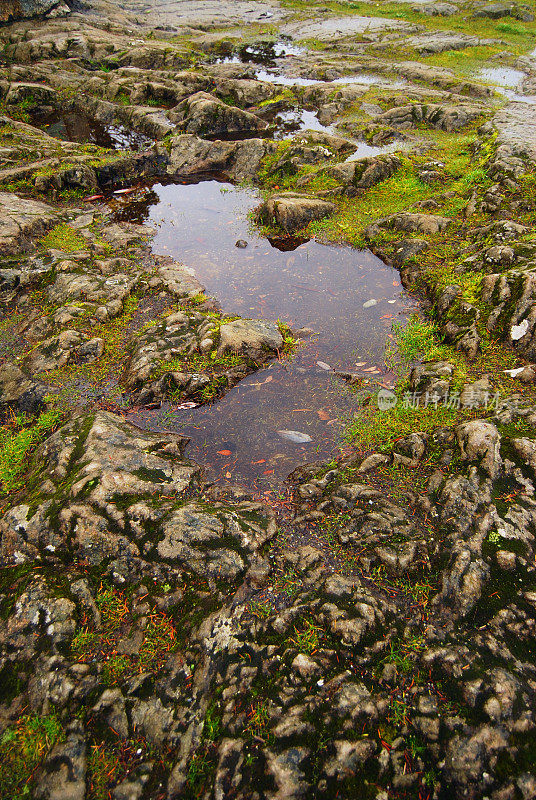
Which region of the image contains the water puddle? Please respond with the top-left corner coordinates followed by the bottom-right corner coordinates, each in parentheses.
top-left (216, 37), bottom-right (307, 66)
top-left (345, 140), bottom-right (403, 160)
top-left (32, 109), bottom-right (152, 150)
top-left (273, 108), bottom-right (336, 138)
top-left (109, 180), bottom-right (416, 492)
top-left (254, 68), bottom-right (405, 88)
top-left (477, 66), bottom-right (525, 89)
top-left (475, 67), bottom-right (536, 105)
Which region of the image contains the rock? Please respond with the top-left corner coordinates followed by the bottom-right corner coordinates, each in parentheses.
top-left (0, 363), bottom-right (47, 420)
top-left (365, 212), bottom-right (451, 238)
top-left (414, 2), bottom-right (458, 15)
top-left (0, 193), bottom-right (63, 254)
top-left (456, 419), bottom-right (501, 478)
top-left (169, 91), bottom-right (267, 136)
top-left (324, 739), bottom-right (376, 779)
top-left (34, 724), bottom-right (86, 800)
top-left (0, 0), bottom-right (67, 23)
top-left (291, 653), bottom-right (322, 678)
top-left (166, 133), bottom-right (273, 181)
top-left (407, 31), bottom-right (495, 54)
top-left (217, 318), bottom-right (283, 357)
top-left (156, 500), bottom-right (274, 579)
top-left (473, 2), bottom-right (534, 21)
top-left (258, 194), bottom-right (335, 233)
top-left (328, 154), bottom-right (401, 188)
top-left (375, 103), bottom-right (481, 132)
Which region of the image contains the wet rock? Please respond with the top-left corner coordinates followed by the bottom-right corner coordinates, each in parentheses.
top-left (217, 318), bottom-right (283, 357)
top-left (258, 193), bottom-right (335, 233)
top-left (169, 91), bottom-right (268, 136)
top-left (166, 133), bottom-right (273, 181)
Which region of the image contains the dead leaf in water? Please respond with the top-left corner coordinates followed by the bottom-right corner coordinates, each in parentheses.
top-left (317, 408), bottom-right (330, 420)
top-left (217, 450), bottom-right (233, 455)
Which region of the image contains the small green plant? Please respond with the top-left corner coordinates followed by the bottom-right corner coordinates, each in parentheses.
top-left (102, 654), bottom-right (130, 686)
top-left (39, 223), bottom-right (87, 253)
top-left (0, 713), bottom-right (64, 798)
top-left (288, 619), bottom-right (322, 654)
top-left (0, 409), bottom-right (63, 493)
top-left (390, 315), bottom-right (445, 369)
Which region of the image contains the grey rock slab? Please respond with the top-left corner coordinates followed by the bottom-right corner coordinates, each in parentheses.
top-left (217, 318), bottom-right (283, 357)
top-left (117, 0), bottom-right (287, 28)
top-left (166, 133), bottom-right (273, 182)
top-left (494, 101), bottom-right (536, 162)
top-left (0, 192), bottom-right (63, 255)
top-left (282, 16), bottom-right (415, 40)
top-left (169, 91), bottom-right (267, 136)
top-left (258, 193), bottom-right (336, 233)
top-left (407, 31), bottom-right (497, 53)
top-left (413, 2), bottom-right (458, 14)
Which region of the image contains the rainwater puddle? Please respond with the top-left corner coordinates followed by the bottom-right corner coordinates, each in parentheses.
top-left (254, 68), bottom-right (405, 88)
top-left (32, 109), bottom-right (152, 150)
top-left (109, 180), bottom-right (416, 491)
top-left (477, 66), bottom-right (525, 89)
top-left (274, 108), bottom-right (336, 138)
top-left (475, 67), bottom-right (536, 104)
top-left (345, 140), bottom-right (402, 160)
top-left (216, 37), bottom-right (307, 66)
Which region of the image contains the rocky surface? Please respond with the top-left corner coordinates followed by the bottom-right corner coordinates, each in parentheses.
top-left (1, 0), bottom-right (536, 797)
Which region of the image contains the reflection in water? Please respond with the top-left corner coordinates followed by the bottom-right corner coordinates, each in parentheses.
top-left (110, 180), bottom-right (417, 491)
top-left (254, 68), bottom-right (406, 88)
top-left (32, 110), bottom-right (152, 150)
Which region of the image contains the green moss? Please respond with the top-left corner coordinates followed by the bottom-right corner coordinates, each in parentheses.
top-left (39, 223), bottom-right (87, 253)
top-left (0, 712), bottom-right (64, 798)
top-left (0, 409), bottom-right (63, 495)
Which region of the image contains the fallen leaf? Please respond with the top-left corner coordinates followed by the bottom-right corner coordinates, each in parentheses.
top-left (263, 469), bottom-right (274, 475)
top-left (217, 449), bottom-right (233, 455)
top-left (225, 471), bottom-right (232, 478)
top-left (317, 408), bottom-right (330, 420)
top-left (252, 459), bottom-right (266, 464)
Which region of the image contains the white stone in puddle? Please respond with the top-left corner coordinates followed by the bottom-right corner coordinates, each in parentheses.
top-left (277, 430), bottom-right (313, 443)
top-left (363, 299), bottom-right (378, 308)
